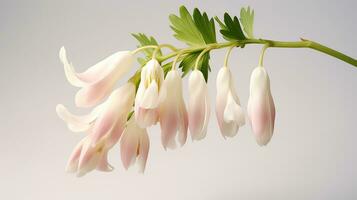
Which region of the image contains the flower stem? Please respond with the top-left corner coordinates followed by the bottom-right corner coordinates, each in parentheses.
top-left (157, 38), bottom-right (357, 67)
top-left (224, 45), bottom-right (237, 67)
top-left (258, 44), bottom-right (269, 67)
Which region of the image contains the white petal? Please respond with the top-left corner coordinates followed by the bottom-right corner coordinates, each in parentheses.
top-left (140, 81), bottom-right (159, 109)
top-left (248, 66), bottom-right (275, 146)
top-left (223, 91), bottom-right (245, 126)
top-left (91, 83), bottom-right (135, 145)
top-left (120, 119), bottom-right (140, 170)
top-left (137, 130), bottom-right (150, 173)
top-left (56, 104), bottom-right (103, 132)
top-left (188, 70), bottom-right (210, 140)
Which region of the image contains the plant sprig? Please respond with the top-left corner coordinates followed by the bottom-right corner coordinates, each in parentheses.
top-left (132, 5), bottom-right (357, 86)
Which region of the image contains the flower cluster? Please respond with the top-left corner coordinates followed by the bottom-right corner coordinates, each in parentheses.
top-left (56, 44), bottom-right (276, 177)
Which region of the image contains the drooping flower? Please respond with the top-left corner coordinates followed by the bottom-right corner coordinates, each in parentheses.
top-left (120, 118), bottom-right (150, 173)
top-left (159, 70), bottom-right (188, 149)
top-left (188, 70), bottom-right (210, 140)
top-left (59, 47), bottom-right (134, 107)
top-left (216, 67), bottom-right (245, 138)
top-left (65, 135), bottom-right (113, 177)
top-left (57, 83), bottom-right (136, 176)
top-left (134, 59), bottom-right (165, 128)
top-left (247, 66), bottom-right (276, 146)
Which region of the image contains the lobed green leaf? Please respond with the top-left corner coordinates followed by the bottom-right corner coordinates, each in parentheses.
top-left (240, 6), bottom-right (254, 38)
top-left (193, 8), bottom-right (217, 44)
top-left (215, 13), bottom-right (246, 41)
top-left (169, 6), bottom-right (205, 46)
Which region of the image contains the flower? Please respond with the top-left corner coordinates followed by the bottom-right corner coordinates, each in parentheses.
top-left (216, 67), bottom-right (245, 138)
top-left (65, 135), bottom-right (113, 177)
top-left (188, 70), bottom-right (210, 140)
top-left (247, 66), bottom-right (276, 146)
top-left (120, 118), bottom-right (150, 173)
top-left (159, 70), bottom-right (188, 149)
top-left (59, 47), bottom-right (134, 107)
top-left (134, 59), bottom-right (165, 128)
top-left (57, 83), bottom-right (136, 176)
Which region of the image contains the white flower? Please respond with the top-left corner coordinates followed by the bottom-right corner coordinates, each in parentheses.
top-left (188, 70), bottom-right (210, 140)
top-left (57, 83), bottom-right (136, 176)
top-left (134, 59), bottom-right (165, 128)
top-left (247, 66), bottom-right (276, 146)
top-left (159, 70), bottom-right (188, 149)
top-left (216, 67), bottom-right (245, 138)
top-left (65, 135), bottom-right (112, 177)
top-left (120, 118), bottom-right (150, 173)
top-left (59, 47), bottom-right (134, 107)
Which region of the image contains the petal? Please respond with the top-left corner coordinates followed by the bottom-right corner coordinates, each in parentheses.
top-left (188, 70), bottom-right (210, 140)
top-left (56, 104), bottom-right (102, 132)
top-left (59, 47), bottom-right (133, 88)
top-left (75, 79), bottom-right (114, 108)
top-left (159, 71), bottom-right (179, 148)
top-left (140, 81), bottom-right (159, 109)
top-left (135, 107), bottom-right (159, 128)
top-left (219, 91), bottom-right (245, 138)
top-left (137, 131), bottom-right (150, 173)
top-left (120, 120), bottom-right (140, 169)
top-left (65, 138), bottom-right (85, 173)
top-left (91, 83), bottom-right (135, 145)
top-left (248, 66), bottom-right (275, 146)
top-left (96, 151), bottom-right (113, 172)
top-left (59, 47), bottom-right (87, 87)
top-left (177, 100), bottom-right (188, 146)
top-left (160, 105), bottom-right (178, 149)
top-left (77, 138), bottom-right (102, 177)
top-left (224, 91), bottom-right (245, 126)
top-left (73, 53), bottom-right (134, 108)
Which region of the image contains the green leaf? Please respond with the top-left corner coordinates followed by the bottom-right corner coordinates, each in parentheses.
top-left (193, 8), bottom-right (216, 44)
top-left (215, 13), bottom-right (246, 41)
top-left (178, 51), bottom-right (211, 81)
top-left (132, 33), bottom-right (161, 65)
top-left (240, 6), bottom-right (254, 38)
top-left (169, 6), bottom-right (205, 46)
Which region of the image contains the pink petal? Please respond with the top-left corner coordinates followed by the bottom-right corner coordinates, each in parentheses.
top-left (65, 138), bottom-right (85, 173)
top-left (137, 131), bottom-right (150, 173)
top-left (188, 70), bottom-right (210, 140)
top-left (120, 124), bottom-right (139, 170)
top-left (96, 151), bottom-right (113, 172)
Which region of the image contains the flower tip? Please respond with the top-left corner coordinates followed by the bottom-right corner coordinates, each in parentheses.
top-left (59, 46), bottom-right (67, 62)
top-left (65, 164), bottom-right (76, 173)
top-left (55, 104), bottom-right (67, 119)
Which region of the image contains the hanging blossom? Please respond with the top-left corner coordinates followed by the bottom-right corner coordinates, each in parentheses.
top-left (59, 47), bottom-right (134, 107)
top-left (188, 70), bottom-right (210, 140)
top-left (120, 117), bottom-right (150, 173)
top-left (57, 82), bottom-right (136, 176)
top-left (247, 66), bottom-right (276, 146)
top-left (159, 69), bottom-right (188, 149)
top-left (216, 67), bottom-right (245, 138)
top-left (134, 59), bottom-right (166, 128)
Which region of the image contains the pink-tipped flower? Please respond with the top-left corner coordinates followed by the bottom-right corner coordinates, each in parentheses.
top-left (58, 83), bottom-right (136, 176)
top-left (59, 47), bottom-right (134, 107)
top-left (65, 136), bottom-right (113, 177)
top-left (159, 70), bottom-right (188, 149)
top-left (65, 141), bottom-right (115, 178)
top-left (57, 83), bottom-right (135, 147)
top-left (247, 66), bottom-right (276, 146)
top-left (216, 67), bottom-right (245, 138)
top-left (188, 70), bottom-right (210, 140)
top-left (134, 59), bottom-right (165, 128)
top-left (120, 118), bottom-right (150, 173)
